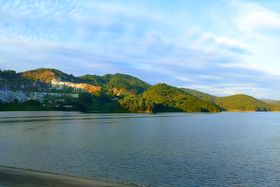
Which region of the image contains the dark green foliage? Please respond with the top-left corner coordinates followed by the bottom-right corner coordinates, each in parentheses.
top-left (74, 92), bottom-right (125, 113)
top-left (80, 73), bottom-right (150, 95)
top-left (0, 100), bottom-right (49, 111)
top-left (105, 73), bottom-right (150, 95)
top-left (0, 70), bottom-right (16, 80)
top-left (215, 94), bottom-right (271, 111)
top-left (118, 95), bottom-right (154, 112)
top-left (180, 88), bottom-right (216, 103)
top-left (78, 92), bottom-right (93, 103)
top-left (76, 92), bottom-right (93, 112)
top-left (142, 84), bottom-right (220, 112)
top-left (79, 74), bottom-right (108, 86)
top-left (41, 95), bottom-right (77, 111)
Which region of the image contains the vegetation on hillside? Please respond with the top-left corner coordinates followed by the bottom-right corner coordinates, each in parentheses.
top-left (142, 84), bottom-right (220, 112)
top-left (180, 88), bottom-right (216, 103)
top-left (0, 70), bottom-right (17, 80)
top-left (80, 73), bottom-right (150, 95)
top-left (0, 100), bottom-right (50, 111)
top-left (73, 92), bottom-right (125, 113)
top-left (1, 68), bottom-right (280, 113)
top-left (261, 100), bottom-right (280, 111)
top-left (0, 69), bottom-right (51, 92)
top-left (22, 68), bottom-right (79, 83)
top-left (118, 95), bottom-right (155, 113)
top-left (215, 94), bottom-right (271, 111)
top-left (79, 74), bottom-right (108, 86)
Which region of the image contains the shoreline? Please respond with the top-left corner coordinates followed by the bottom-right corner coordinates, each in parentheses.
top-left (0, 110), bottom-right (279, 113)
top-left (0, 165), bottom-right (136, 187)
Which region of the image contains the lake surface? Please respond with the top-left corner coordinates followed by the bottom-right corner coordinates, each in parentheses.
top-left (1, 112), bottom-right (280, 186)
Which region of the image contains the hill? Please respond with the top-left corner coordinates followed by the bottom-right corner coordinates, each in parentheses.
top-left (22, 68), bottom-right (79, 83)
top-left (215, 94), bottom-right (271, 111)
top-left (22, 68), bottom-right (101, 94)
top-left (79, 74), bottom-right (108, 86)
top-left (80, 73), bottom-right (150, 95)
top-left (180, 88), bottom-right (216, 102)
top-left (1, 68), bottom-right (279, 113)
top-left (142, 84), bottom-right (220, 112)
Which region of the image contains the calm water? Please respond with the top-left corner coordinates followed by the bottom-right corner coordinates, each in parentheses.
top-left (1, 112), bottom-right (280, 186)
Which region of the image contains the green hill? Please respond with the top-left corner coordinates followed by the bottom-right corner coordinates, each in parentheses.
top-left (21, 68), bottom-right (79, 83)
top-left (142, 83), bottom-right (220, 112)
top-left (80, 73), bottom-right (150, 95)
top-left (215, 94), bottom-right (271, 111)
top-left (79, 74), bottom-right (108, 86)
top-left (1, 68), bottom-right (279, 113)
top-left (180, 88), bottom-right (216, 102)
top-left (118, 95), bottom-right (155, 113)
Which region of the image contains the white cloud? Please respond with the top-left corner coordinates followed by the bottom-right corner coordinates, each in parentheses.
top-left (199, 33), bottom-right (247, 49)
top-left (174, 76), bottom-right (201, 83)
top-left (2, 0), bottom-right (280, 98)
top-left (183, 83), bottom-right (269, 98)
top-left (234, 2), bottom-right (280, 32)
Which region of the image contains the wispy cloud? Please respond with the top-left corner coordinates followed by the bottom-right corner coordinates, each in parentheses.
top-left (0, 0), bottom-right (280, 98)
top-left (234, 1), bottom-right (280, 32)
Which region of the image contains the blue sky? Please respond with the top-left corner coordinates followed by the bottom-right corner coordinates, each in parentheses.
top-left (0, 0), bottom-right (280, 98)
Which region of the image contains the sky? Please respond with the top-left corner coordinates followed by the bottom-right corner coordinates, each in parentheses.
top-left (0, 0), bottom-right (280, 99)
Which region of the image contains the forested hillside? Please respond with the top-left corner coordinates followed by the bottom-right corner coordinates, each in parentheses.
top-left (214, 94), bottom-right (271, 111)
top-left (0, 68), bottom-right (278, 113)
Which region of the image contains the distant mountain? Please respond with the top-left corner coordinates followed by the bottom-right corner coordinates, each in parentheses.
top-left (80, 73), bottom-right (150, 95)
top-left (215, 94), bottom-right (271, 111)
top-left (142, 84), bottom-right (220, 112)
top-left (180, 88), bottom-right (216, 103)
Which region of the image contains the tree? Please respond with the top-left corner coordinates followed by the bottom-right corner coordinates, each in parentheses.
top-left (76, 92), bottom-right (94, 112)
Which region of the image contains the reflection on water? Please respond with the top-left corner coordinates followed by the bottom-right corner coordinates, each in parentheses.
top-left (1, 111), bottom-right (280, 186)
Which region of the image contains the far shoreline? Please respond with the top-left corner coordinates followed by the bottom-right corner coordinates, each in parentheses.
top-left (0, 110), bottom-right (279, 113)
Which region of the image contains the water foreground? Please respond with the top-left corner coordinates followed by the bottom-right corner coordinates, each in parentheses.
top-left (0, 165), bottom-right (134, 187)
top-left (1, 111), bottom-right (280, 186)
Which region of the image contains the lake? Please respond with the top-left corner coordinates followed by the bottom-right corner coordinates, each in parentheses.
top-left (0, 112), bottom-right (280, 186)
